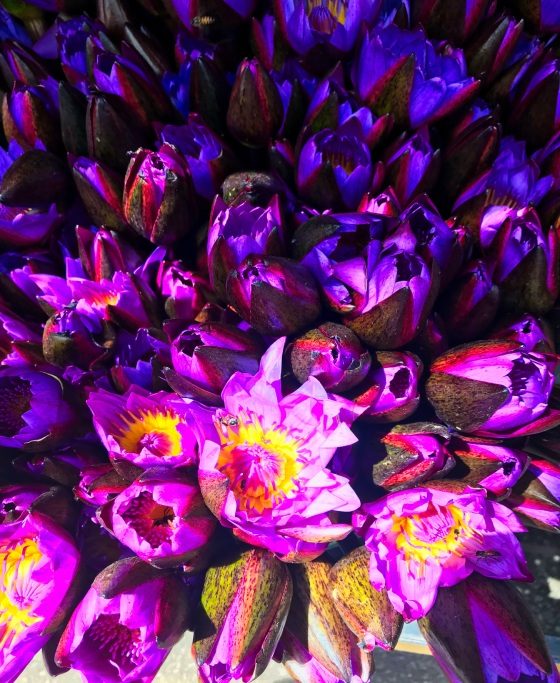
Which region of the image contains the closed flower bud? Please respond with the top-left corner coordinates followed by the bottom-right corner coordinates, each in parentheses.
top-left (76, 226), bottom-right (143, 283)
top-left (279, 560), bottom-right (374, 683)
top-left (227, 58), bottom-right (283, 147)
top-left (290, 322), bottom-right (371, 392)
top-left (193, 548), bottom-right (292, 683)
top-left (157, 261), bottom-right (212, 321)
top-left (2, 81), bottom-right (61, 152)
top-left (0, 149), bottom-right (71, 208)
top-left (411, 0), bottom-right (491, 44)
top-left (426, 340), bottom-right (560, 437)
top-left (465, 14), bottom-right (524, 85)
top-left (226, 255), bottom-right (321, 336)
top-left (72, 156), bottom-right (127, 231)
top-left (123, 144), bottom-right (197, 245)
top-left (490, 314), bottom-right (554, 353)
top-left (330, 546), bottom-right (403, 651)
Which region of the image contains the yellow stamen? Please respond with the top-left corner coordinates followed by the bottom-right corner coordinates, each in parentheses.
top-left (217, 414), bottom-right (303, 513)
top-left (0, 537), bottom-right (43, 650)
top-left (307, 0), bottom-right (348, 26)
top-left (116, 409), bottom-right (183, 457)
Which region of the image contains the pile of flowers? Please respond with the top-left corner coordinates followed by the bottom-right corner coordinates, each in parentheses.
top-left (1, 0), bottom-right (560, 681)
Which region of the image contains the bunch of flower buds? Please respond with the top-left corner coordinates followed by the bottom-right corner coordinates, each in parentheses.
top-left (0, 0), bottom-right (560, 682)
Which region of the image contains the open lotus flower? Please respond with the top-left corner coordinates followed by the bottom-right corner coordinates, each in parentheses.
top-left (344, 351), bottom-right (421, 422)
top-left (490, 314), bottom-right (554, 353)
top-left (123, 144), bottom-right (197, 245)
top-left (296, 120), bottom-right (374, 210)
top-left (99, 469), bottom-right (216, 567)
top-left (277, 560), bottom-right (374, 683)
top-left (371, 422), bottom-right (452, 490)
top-left (352, 25), bottom-right (478, 129)
top-left (56, 558), bottom-right (190, 683)
top-left (330, 546), bottom-right (403, 653)
top-left (419, 574), bottom-right (560, 683)
top-left (274, 0), bottom-right (381, 56)
top-left (192, 337), bottom-right (360, 562)
top-left (507, 459), bottom-right (560, 532)
top-left (87, 386), bottom-right (198, 470)
top-left (289, 322), bottom-right (372, 393)
top-left (207, 195), bottom-right (284, 300)
top-left (0, 367), bottom-right (76, 451)
top-left (193, 548), bottom-right (291, 683)
top-left (447, 437), bottom-right (529, 496)
top-left (0, 511), bottom-right (80, 682)
top-left (354, 486), bottom-right (531, 620)
top-left (425, 340), bottom-right (560, 437)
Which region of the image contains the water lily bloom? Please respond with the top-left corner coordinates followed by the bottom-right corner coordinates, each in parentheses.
top-left (193, 337), bottom-right (361, 562)
top-left (437, 260), bottom-right (500, 343)
top-left (87, 386), bottom-right (198, 469)
top-left (55, 561), bottom-right (189, 683)
top-left (170, 321), bottom-right (262, 400)
top-left (354, 486), bottom-right (531, 620)
top-left (296, 121), bottom-right (373, 210)
top-left (123, 143), bottom-right (197, 245)
top-left (482, 207), bottom-right (559, 314)
top-left (226, 255), bottom-right (321, 336)
top-left (0, 511), bottom-right (80, 683)
top-left (447, 437), bottom-right (529, 495)
top-left (384, 128), bottom-right (441, 207)
top-left (352, 25), bottom-right (478, 129)
top-left (419, 574), bottom-right (560, 683)
top-left (274, 0), bottom-right (381, 56)
top-left (207, 196), bottom-right (284, 300)
top-left (345, 351), bottom-right (421, 422)
top-left (193, 548), bottom-right (292, 683)
top-left (330, 546), bottom-right (403, 653)
top-left (289, 322), bottom-right (371, 393)
top-left (371, 422), bottom-right (452, 490)
top-left (99, 469), bottom-right (216, 567)
top-left (278, 560), bottom-right (374, 683)
top-left (426, 340), bottom-right (560, 437)
top-left (0, 367), bottom-right (76, 451)
top-left (344, 245), bottom-right (436, 349)
top-left (490, 314), bottom-right (554, 353)
top-left (157, 261), bottom-right (212, 321)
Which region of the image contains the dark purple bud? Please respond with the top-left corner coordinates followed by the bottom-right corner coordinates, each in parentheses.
top-left (97, 0), bottom-right (135, 38)
top-left (509, 0), bottom-right (560, 33)
top-left (438, 259), bottom-right (500, 342)
top-left (414, 313), bottom-right (449, 363)
top-left (346, 350), bottom-right (421, 422)
top-left (0, 40), bottom-right (51, 86)
top-left (226, 255), bottom-right (321, 336)
top-left (465, 13), bottom-right (524, 85)
top-left (222, 171), bottom-right (286, 208)
top-left (122, 24), bottom-right (172, 78)
top-left (123, 144), bottom-right (197, 245)
top-left (170, 321), bottom-right (262, 397)
top-left (384, 128), bottom-right (441, 207)
top-left (72, 157), bottom-right (127, 231)
top-left (490, 314), bottom-right (554, 353)
top-left (43, 306), bottom-right (115, 369)
top-left (157, 114), bottom-right (235, 201)
top-left (207, 195), bottom-right (284, 300)
top-left (411, 0), bottom-right (491, 44)
top-left (2, 82), bottom-right (61, 152)
top-left (0, 149), bottom-right (71, 208)
top-left (372, 422), bottom-right (452, 490)
top-left (290, 322), bottom-right (371, 392)
top-left (510, 56), bottom-right (560, 148)
top-left (297, 123), bottom-right (373, 210)
top-left (227, 58), bottom-right (283, 147)
top-left (157, 261), bottom-right (212, 321)
top-left (352, 26), bottom-right (479, 128)
top-left (76, 226), bottom-right (143, 283)
top-left (345, 247), bottom-right (437, 349)
top-left (58, 82), bottom-right (88, 156)
top-left (86, 92), bottom-right (148, 172)
top-left (484, 207), bottom-right (559, 314)
top-left (190, 55), bottom-right (230, 134)
top-left (426, 340), bottom-right (560, 437)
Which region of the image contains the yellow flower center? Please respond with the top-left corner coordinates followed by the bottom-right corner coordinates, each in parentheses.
top-left (116, 409), bottom-right (183, 457)
top-left (0, 537), bottom-right (43, 649)
top-left (392, 503), bottom-right (473, 565)
top-left (216, 414), bottom-right (303, 514)
top-left (307, 0), bottom-right (348, 27)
